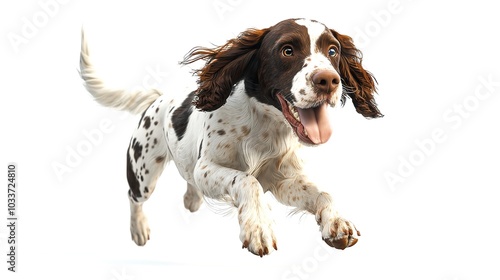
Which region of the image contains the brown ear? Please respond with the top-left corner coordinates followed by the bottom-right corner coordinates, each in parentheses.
top-left (181, 28), bottom-right (269, 111)
top-left (330, 29), bottom-right (383, 118)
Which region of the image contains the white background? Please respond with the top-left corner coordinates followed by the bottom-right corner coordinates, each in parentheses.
top-left (1, 0), bottom-right (500, 279)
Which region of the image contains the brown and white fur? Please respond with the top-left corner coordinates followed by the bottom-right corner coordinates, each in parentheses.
top-left (79, 18), bottom-right (382, 257)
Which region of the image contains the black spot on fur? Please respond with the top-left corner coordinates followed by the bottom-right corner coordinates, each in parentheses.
top-left (169, 106), bottom-right (175, 113)
top-left (133, 141), bottom-right (143, 162)
top-left (171, 91), bottom-right (195, 141)
top-left (129, 189), bottom-right (139, 202)
top-left (198, 140), bottom-right (203, 159)
top-left (137, 111), bottom-right (147, 128)
top-left (154, 121), bottom-right (158, 126)
top-left (231, 176), bottom-right (237, 186)
top-left (156, 107), bottom-right (159, 113)
top-left (142, 116), bottom-right (151, 129)
top-left (144, 187), bottom-right (149, 193)
top-left (126, 151), bottom-right (141, 199)
top-left (217, 130), bottom-right (226, 135)
top-left (154, 138), bottom-right (158, 145)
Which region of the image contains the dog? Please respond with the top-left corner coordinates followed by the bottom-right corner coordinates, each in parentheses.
top-left (79, 18), bottom-right (382, 257)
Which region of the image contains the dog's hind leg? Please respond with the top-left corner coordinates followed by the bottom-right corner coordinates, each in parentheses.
top-left (183, 183), bottom-right (203, 212)
top-left (126, 99), bottom-right (169, 246)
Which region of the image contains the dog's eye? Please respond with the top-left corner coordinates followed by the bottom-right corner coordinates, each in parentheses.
top-left (282, 46), bottom-right (294, 57)
top-left (328, 47), bottom-right (337, 57)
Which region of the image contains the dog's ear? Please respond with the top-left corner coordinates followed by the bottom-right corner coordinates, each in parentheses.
top-left (330, 29), bottom-right (383, 118)
top-left (182, 28), bottom-right (270, 111)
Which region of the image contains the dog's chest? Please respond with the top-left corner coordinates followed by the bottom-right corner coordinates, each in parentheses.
top-left (165, 84), bottom-right (297, 184)
top-left (203, 97), bottom-right (295, 175)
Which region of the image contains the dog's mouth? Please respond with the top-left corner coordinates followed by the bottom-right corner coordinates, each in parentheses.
top-left (277, 93), bottom-right (332, 145)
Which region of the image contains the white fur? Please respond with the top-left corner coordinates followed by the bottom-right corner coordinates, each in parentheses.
top-left (295, 19), bottom-right (327, 52)
top-left (79, 31), bottom-right (161, 114)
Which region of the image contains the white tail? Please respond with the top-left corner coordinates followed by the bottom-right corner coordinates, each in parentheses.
top-left (79, 30), bottom-right (162, 114)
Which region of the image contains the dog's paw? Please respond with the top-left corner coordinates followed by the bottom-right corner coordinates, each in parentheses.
top-left (239, 205), bottom-right (277, 257)
top-left (130, 214), bottom-right (150, 246)
top-left (319, 215), bottom-right (360, 250)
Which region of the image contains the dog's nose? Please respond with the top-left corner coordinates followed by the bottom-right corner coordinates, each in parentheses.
top-left (312, 70), bottom-right (340, 95)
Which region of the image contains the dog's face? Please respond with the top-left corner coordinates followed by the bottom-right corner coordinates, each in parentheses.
top-left (251, 19), bottom-right (343, 145)
top-left (184, 18), bottom-right (382, 146)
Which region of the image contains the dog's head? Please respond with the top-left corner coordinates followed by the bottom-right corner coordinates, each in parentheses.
top-left (183, 18), bottom-right (382, 145)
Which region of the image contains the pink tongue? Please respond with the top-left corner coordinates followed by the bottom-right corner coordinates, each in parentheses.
top-left (297, 103), bottom-right (332, 144)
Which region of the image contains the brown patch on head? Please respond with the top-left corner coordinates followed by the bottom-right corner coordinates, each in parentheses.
top-left (330, 28), bottom-right (382, 119)
top-left (181, 28), bottom-right (270, 111)
top-left (245, 19), bottom-right (311, 108)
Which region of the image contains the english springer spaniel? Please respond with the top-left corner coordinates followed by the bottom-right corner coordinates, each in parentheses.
top-left (80, 18), bottom-right (382, 257)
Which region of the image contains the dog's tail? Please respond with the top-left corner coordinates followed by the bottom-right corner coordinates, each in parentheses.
top-left (79, 30), bottom-right (162, 114)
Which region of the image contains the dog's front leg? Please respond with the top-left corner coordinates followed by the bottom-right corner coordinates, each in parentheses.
top-left (268, 171), bottom-right (360, 250)
top-left (194, 161), bottom-right (277, 257)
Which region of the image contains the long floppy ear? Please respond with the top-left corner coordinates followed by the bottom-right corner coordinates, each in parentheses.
top-left (181, 28), bottom-right (269, 111)
top-left (330, 29), bottom-right (383, 118)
